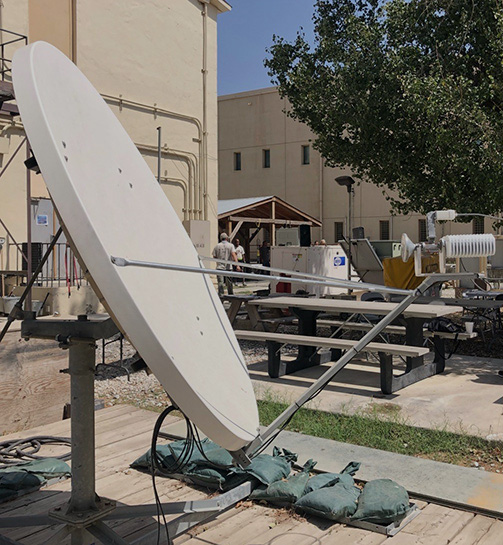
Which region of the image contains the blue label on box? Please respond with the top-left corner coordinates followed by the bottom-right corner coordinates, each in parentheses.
top-left (334, 256), bottom-right (346, 267)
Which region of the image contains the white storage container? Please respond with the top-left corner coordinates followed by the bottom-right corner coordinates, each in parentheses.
top-left (270, 245), bottom-right (357, 296)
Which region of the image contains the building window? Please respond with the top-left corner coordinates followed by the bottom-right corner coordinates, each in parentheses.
top-left (234, 152), bottom-right (241, 171)
top-left (334, 221), bottom-right (344, 242)
top-left (301, 145), bottom-right (310, 165)
top-left (418, 219), bottom-right (427, 242)
top-left (379, 220), bottom-right (390, 240)
top-left (473, 216), bottom-right (485, 234)
top-left (263, 149), bottom-right (270, 168)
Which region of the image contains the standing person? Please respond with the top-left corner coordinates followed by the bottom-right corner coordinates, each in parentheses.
top-left (233, 238), bottom-right (246, 287)
top-left (259, 241), bottom-right (271, 274)
top-left (212, 232), bottom-right (240, 296)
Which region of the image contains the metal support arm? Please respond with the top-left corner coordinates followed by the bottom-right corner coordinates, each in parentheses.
top-left (243, 275), bottom-right (438, 456)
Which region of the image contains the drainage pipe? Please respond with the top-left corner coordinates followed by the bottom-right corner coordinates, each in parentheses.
top-left (200, 0), bottom-right (209, 221)
top-left (159, 177), bottom-right (189, 221)
top-left (102, 94), bottom-right (203, 217)
top-left (156, 126), bottom-right (161, 183)
top-left (136, 143), bottom-right (200, 219)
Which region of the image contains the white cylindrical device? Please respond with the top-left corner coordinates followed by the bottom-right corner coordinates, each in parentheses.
top-left (435, 210), bottom-right (457, 221)
top-left (441, 234), bottom-right (496, 258)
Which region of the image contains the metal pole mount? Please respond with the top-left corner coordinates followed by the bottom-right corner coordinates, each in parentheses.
top-left (0, 315), bottom-right (253, 545)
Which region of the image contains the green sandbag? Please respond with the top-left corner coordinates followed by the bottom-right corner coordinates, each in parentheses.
top-left (168, 438), bottom-right (217, 466)
top-left (230, 447), bottom-right (297, 486)
top-left (185, 446), bottom-right (235, 489)
top-left (184, 466), bottom-right (228, 489)
top-left (304, 462), bottom-right (361, 494)
top-left (0, 458), bottom-right (71, 478)
top-left (351, 479), bottom-right (410, 524)
top-left (250, 459), bottom-right (317, 505)
top-left (295, 482), bottom-right (361, 521)
top-left (340, 461), bottom-right (361, 476)
top-left (130, 444), bottom-right (174, 469)
top-left (0, 488), bottom-right (16, 501)
top-left (132, 438), bottom-right (223, 472)
top-left (189, 444), bottom-right (234, 469)
top-left (304, 472), bottom-right (354, 494)
top-left (0, 471), bottom-right (43, 491)
top-left (0, 457), bottom-right (71, 497)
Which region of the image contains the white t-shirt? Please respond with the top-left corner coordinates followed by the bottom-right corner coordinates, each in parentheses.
top-left (235, 245), bottom-right (245, 262)
top-left (212, 240), bottom-right (235, 270)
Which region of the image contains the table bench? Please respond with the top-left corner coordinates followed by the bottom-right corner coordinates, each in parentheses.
top-left (317, 319), bottom-right (477, 371)
top-left (235, 329), bottom-right (429, 394)
top-left (245, 296), bottom-right (462, 394)
top-left (259, 316), bottom-right (476, 371)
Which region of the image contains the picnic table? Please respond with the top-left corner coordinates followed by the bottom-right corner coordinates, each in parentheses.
top-left (221, 295), bottom-right (263, 329)
top-left (221, 293), bottom-right (310, 330)
top-left (392, 294), bottom-right (503, 340)
top-left (242, 296), bottom-right (463, 394)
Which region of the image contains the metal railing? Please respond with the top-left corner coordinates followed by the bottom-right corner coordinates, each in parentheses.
top-left (11, 242), bottom-right (88, 290)
top-left (0, 28), bottom-right (28, 81)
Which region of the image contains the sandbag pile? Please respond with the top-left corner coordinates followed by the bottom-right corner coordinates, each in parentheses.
top-left (0, 458), bottom-right (71, 502)
top-left (131, 438), bottom-right (297, 491)
top-left (132, 440), bottom-right (411, 526)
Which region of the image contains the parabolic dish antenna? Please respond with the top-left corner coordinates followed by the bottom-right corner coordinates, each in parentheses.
top-left (12, 42), bottom-right (259, 451)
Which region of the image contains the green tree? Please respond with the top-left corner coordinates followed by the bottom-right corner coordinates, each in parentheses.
top-left (265, 0), bottom-right (503, 215)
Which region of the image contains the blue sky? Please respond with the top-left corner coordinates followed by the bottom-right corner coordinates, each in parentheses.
top-left (218, 0), bottom-right (316, 96)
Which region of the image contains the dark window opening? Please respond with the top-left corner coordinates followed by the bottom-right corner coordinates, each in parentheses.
top-left (234, 152), bottom-right (241, 171)
top-left (334, 221), bottom-right (344, 242)
top-left (301, 145), bottom-right (310, 165)
top-left (263, 149), bottom-right (270, 168)
top-left (379, 220), bottom-right (390, 240)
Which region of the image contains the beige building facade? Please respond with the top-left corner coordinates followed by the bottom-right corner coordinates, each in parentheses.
top-left (219, 87), bottom-right (494, 245)
top-left (0, 0), bottom-right (229, 281)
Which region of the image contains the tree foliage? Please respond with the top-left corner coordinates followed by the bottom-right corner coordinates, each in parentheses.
top-left (265, 0), bottom-right (503, 215)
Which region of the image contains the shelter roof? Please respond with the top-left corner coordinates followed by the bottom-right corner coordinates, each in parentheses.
top-left (218, 195), bottom-right (322, 226)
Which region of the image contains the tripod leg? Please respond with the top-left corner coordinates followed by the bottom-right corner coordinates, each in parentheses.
top-left (86, 521), bottom-right (130, 545)
top-left (43, 525), bottom-right (73, 545)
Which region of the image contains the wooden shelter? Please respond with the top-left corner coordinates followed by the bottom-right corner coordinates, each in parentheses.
top-left (218, 196), bottom-right (322, 258)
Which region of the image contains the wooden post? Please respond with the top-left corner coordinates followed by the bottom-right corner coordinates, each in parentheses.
top-left (271, 201), bottom-right (276, 246)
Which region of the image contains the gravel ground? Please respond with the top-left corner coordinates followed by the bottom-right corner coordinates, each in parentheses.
top-left (93, 333), bottom-right (272, 409)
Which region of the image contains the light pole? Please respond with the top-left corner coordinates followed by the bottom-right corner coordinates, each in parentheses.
top-left (335, 176), bottom-right (355, 284)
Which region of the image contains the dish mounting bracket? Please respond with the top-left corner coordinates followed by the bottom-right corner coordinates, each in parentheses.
top-left (0, 315), bottom-right (253, 545)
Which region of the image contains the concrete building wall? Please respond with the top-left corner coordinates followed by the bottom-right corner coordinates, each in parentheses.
top-left (219, 87), bottom-right (494, 244)
top-left (0, 0), bottom-right (228, 281)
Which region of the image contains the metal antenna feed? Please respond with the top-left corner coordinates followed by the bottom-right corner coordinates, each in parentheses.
top-left (401, 210), bottom-right (496, 276)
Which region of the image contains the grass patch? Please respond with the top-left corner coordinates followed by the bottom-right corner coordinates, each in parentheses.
top-left (101, 379), bottom-right (503, 472)
top-left (258, 399), bottom-right (503, 471)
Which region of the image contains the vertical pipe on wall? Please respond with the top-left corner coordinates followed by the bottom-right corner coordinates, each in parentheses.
top-left (71, 0), bottom-right (77, 63)
top-left (201, 0), bottom-right (209, 221)
top-left (25, 141), bottom-right (32, 311)
top-left (319, 154), bottom-right (324, 240)
top-left (157, 126), bottom-right (162, 183)
top-left (348, 187), bottom-right (353, 283)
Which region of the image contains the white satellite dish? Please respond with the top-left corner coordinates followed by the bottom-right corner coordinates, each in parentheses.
top-left (12, 42), bottom-right (259, 451)
top-left (400, 233), bottom-right (417, 262)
